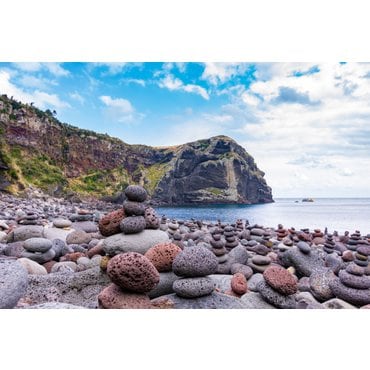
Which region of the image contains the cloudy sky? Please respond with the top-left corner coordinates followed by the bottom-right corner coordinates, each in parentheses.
top-left (0, 62), bottom-right (369, 198)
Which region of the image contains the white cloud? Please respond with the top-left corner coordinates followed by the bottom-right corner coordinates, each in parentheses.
top-left (18, 75), bottom-right (57, 89)
top-left (13, 62), bottom-right (69, 77)
top-left (158, 74), bottom-right (209, 100)
top-left (69, 91), bottom-right (85, 105)
top-left (201, 63), bottom-right (249, 85)
top-left (122, 78), bottom-right (146, 87)
top-left (93, 62), bottom-right (127, 75)
top-left (99, 95), bottom-right (143, 123)
top-left (0, 70), bottom-right (69, 109)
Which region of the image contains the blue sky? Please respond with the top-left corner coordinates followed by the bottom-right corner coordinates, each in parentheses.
top-left (0, 62), bottom-right (370, 198)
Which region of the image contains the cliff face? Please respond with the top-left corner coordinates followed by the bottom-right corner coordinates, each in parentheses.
top-left (0, 95), bottom-right (273, 204)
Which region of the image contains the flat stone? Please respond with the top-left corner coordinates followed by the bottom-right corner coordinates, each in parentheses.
top-left (98, 283), bottom-right (151, 309)
top-left (103, 229), bottom-right (169, 256)
top-left (329, 278), bottom-right (370, 306)
top-left (71, 221), bottom-right (98, 233)
top-left (0, 258), bottom-right (28, 308)
top-left (151, 291), bottom-right (245, 309)
top-left (252, 255), bottom-right (271, 266)
top-left (53, 219), bottom-right (72, 228)
top-left (173, 277), bottom-right (215, 298)
top-left (23, 238), bottom-right (52, 253)
top-left (257, 280), bottom-right (296, 308)
top-left (13, 226), bottom-right (43, 242)
top-left (66, 230), bottom-right (92, 245)
top-left (339, 270), bottom-right (370, 289)
top-left (21, 248), bottom-right (56, 264)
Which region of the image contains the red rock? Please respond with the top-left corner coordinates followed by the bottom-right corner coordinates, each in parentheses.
top-left (87, 242), bottom-right (104, 258)
top-left (107, 252), bottom-right (160, 293)
top-left (312, 237), bottom-right (325, 245)
top-left (263, 265), bottom-right (298, 295)
top-left (43, 260), bottom-right (57, 273)
top-left (231, 273), bottom-right (248, 295)
top-left (60, 252), bottom-right (86, 262)
top-left (98, 209), bottom-right (125, 237)
top-left (98, 283), bottom-right (152, 309)
top-left (144, 242), bottom-right (182, 272)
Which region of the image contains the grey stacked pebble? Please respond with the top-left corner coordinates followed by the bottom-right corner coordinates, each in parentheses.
top-left (172, 246), bottom-right (218, 298)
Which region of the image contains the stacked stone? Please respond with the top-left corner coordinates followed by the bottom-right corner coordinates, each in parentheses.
top-left (329, 259), bottom-right (370, 307)
top-left (98, 252), bottom-right (160, 309)
top-left (21, 237), bottom-right (55, 264)
top-left (172, 233), bottom-right (184, 249)
top-left (354, 245), bottom-right (370, 267)
top-left (167, 220), bottom-right (179, 237)
top-left (235, 219), bottom-right (244, 233)
top-left (323, 234), bottom-right (335, 254)
top-left (18, 211), bottom-right (41, 225)
top-left (120, 185), bottom-right (147, 234)
top-left (144, 207), bottom-right (160, 230)
top-left (312, 229), bottom-right (325, 245)
top-left (172, 246), bottom-right (218, 298)
top-left (347, 230), bottom-right (362, 251)
top-left (256, 265), bottom-right (297, 308)
top-left (159, 216), bottom-right (168, 231)
top-left (224, 225), bottom-right (238, 251)
top-left (98, 209), bottom-right (126, 237)
top-left (276, 224), bottom-right (288, 240)
top-left (248, 255), bottom-right (272, 273)
top-left (210, 229), bottom-right (228, 266)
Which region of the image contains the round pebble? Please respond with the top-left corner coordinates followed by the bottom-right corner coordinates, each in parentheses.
top-left (231, 273), bottom-right (248, 295)
top-left (120, 216), bottom-right (146, 234)
top-left (144, 242), bottom-right (182, 272)
top-left (24, 238), bottom-right (52, 253)
top-left (263, 265), bottom-right (298, 295)
top-left (53, 218), bottom-right (72, 228)
top-left (124, 185), bottom-right (147, 202)
top-left (173, 277), bottom-right (215, 298)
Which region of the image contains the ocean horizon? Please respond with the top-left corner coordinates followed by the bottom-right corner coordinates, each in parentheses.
top-left (155, 197), bottom-right (370, 234)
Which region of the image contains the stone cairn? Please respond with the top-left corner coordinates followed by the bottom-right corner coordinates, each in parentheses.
top-left (210, 228), bottom-right (228, 267)
top-left (21, 237), bottom-right (55, 264)
top-left (257, 265), bottom-right (298, 308)
top-left (224, 225), bottom-right (238, 251)
top-left (276, 224), bottom-right (289, 240)
top-left (329, 248), bottom-right (370, 307)
top-left (323, 234), bottom-right (335, 254)
top-left (248, 254), bottom-right (272, 273)
top-left (347, 230), bottom-right (362, 250)
top-left (98, 251), bottom-right (160, 309)
top-left (172, 246), bottom-right (218, 299)
top-left (167, 219), bottom-right (179, 238)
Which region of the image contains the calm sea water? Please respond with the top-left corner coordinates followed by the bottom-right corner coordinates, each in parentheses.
top-left (155, 198), bottom-right (370, 234)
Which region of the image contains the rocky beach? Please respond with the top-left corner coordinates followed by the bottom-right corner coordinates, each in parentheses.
top-left (1, 184), bottom-right (369, 309)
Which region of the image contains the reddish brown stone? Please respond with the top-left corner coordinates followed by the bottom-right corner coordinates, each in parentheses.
top-left (144, 242), bottom-right (182, 272)
top-left (43, 260), bottom-right (57, 273)
top-left (312, 237), bottom-right (325, 245)
top-left (231, 273), bottom-right (248, 295)
top-left (60, 252), bottom-right (86, 262)
top-left (263, 265), bottom-right (298, 295)
top-left (98, 283), bottom-right (152, 309)
top-left (150, 297), bottom-right (175, 309)
top-left (87, 242), bottom-right (104, 258)
top-left (98, 208), bottom-right (126, 237)
top-left (107, 252), bottom-right (160, 293)
top-left (342, 250), bottom-right (354, 262)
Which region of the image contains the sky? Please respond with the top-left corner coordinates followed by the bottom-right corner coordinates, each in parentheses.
top-left (0, 62), bottom-right (369, 198)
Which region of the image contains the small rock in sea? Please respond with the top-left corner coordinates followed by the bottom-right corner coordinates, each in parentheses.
top-left (107, 252), bottom-right (159, 293)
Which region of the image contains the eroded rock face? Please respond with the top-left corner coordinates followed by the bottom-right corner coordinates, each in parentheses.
top-left (0, 95), bottom-right (272, 205)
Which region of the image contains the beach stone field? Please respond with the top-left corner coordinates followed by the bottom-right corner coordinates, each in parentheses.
top-left (1, 185), bottom-right (369, 309)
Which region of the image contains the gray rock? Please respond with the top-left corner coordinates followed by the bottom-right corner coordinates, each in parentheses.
top-left (53, 219), bottom-right (72, 228)
top-left (297, 241), bottom-right (311, 254)
top-left (151, 291), bottom-right (245, 309)
top-left (173, 246), bottom-right (218, 277)
top-left (66, 230), bottom-right (92, 245)
top-left (228, 245), bottom-right (249, 265)
top-left (295, 291), bottom-right (323, 309)
top-left (120, 216), bottom-right (146, 234)
top-left (24, 238), bottom-right (52, 253)
top-left (51, 239), bottom-right (66, 259)
top-left (24, 266), bottom-right (110, 308)
top-left (125, 185), bottom-right (147, 202)
top-left (329, 278), bottom-right (370, 306)
top-left (51, 261), bottom-right (78, 273)
top-left (24, 302), bottom-right (86, 309)
top-left (13, 226), bottom-right (43, 242)
top-left (148, 271), bottom-right (179, 299)
top-left (0, 258), bottom-right (28, 308)
top-left (240, 292), bottom-right (275, 309)
top-left (322, 298), bottom-right (357, 309)
top-left (248, 273), bottom-right (264, 292)
top-left (43, 227), bottom-right (73, 242)
top-left (18, 258), bottom-right (47, 275)
top-left (279, 246), bottom-right (326, 277)
top-left (309, 270), bottom-right (336, 302)
top-left (173, 277), bottom-right (215, 298)
top-left (209, 274), bottom-right (232, 293)
top-left (103, 229), bottom-right (169, 256)
top-left (71, 221), bottom-right (98, 233)
top-left (257, 280), bottom-right (296, 308)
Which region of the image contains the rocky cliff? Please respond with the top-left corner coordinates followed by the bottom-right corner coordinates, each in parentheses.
top-left (0, 94), bottom-right (273, 204)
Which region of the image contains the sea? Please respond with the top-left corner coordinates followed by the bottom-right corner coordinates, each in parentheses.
top-left (155, 198), bottom-right (370, 234)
